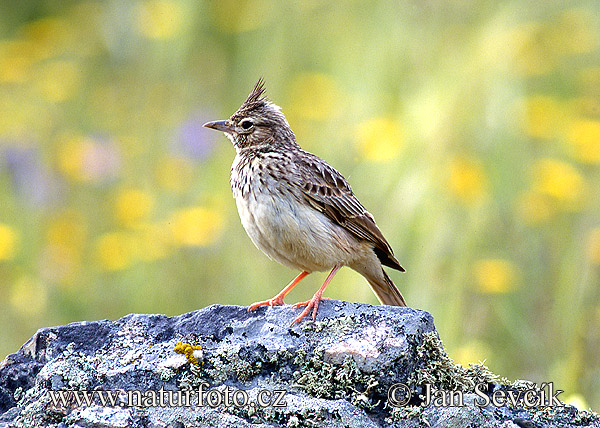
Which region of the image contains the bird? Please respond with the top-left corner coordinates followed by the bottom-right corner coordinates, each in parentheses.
top-left (203, 78), bottom-right (406, 324)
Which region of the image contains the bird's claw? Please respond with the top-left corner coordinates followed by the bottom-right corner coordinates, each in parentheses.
top-left (291, 297), bottom-right (332, 325)
top-left (248, 296), bottom-right (286, 311)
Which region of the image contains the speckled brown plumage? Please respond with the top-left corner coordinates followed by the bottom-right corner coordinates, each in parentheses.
top-left (204, 79), bottom-right (406, 324)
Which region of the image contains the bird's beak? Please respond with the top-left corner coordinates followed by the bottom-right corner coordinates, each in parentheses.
top-left (203, 120), bottom-right (234, 133)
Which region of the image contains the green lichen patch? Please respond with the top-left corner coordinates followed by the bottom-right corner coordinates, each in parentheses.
top-left (225, 395), bottom-right (344, 428)
top-left (171, 325), bottom-right (599, 426)
top-left (388, 332), bottom-right (600, 425)
top-left (533, 403), bottom-right (600, 425)
top-left (292, 349), bottom-right (379, 410)
top-left (573, 409), bottom-right (600, 425)
top-left (226, 403), bottom-right (297, 427)
top-left (301, 315), bottom-right (357, 335)
top-left (408, 332), bottom-right (507, 394)
top-left (386, 405), bottom-right (430, 426)
top-left (179, 343), bottom-right (260, 385)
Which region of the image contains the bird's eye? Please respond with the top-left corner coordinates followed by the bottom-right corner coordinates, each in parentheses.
top-left (240, 119), bottom-right (254, 130)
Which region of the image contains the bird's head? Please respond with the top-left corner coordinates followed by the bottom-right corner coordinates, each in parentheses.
top-left (203, 79), bottom-right (297, 151)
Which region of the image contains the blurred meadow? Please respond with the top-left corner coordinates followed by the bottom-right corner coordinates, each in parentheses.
top-left (0, 0), bottom-right (599, 411)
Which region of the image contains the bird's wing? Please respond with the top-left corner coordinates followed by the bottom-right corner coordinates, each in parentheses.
top-left (295, 152), bottom-right (404, 272)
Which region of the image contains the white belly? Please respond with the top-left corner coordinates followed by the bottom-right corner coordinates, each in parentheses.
top-left (235, 189), bottom-right (358, 272)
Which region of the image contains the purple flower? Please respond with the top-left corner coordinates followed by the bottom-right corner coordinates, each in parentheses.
top-left (172, 111), bottom-right (218, 161)
top-left (1, 145), bottom-right (64, 208)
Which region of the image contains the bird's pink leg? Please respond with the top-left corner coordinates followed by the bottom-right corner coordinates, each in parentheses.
top-left (249, 271), bottom-right (309, 311)
top-left (291, 264), bottom-right (342, 325)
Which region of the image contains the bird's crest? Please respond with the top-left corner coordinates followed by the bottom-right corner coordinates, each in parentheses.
top-left (237, 78), bottom-right (268, 112)
top-left (246, 78), bottom-right (267, 104)
top-left (232, 78), bottom-right (278, 121)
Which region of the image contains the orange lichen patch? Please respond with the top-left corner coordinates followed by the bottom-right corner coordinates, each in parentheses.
top-left (174, 342), bottom-right (203, 366)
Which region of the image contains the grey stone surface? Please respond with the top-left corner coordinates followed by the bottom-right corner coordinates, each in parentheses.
top-left (0, 301), bottom-right (598, 427)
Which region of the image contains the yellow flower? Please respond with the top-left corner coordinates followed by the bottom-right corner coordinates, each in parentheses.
top-left (23, 17), bottom-right (70, 59)
top-left (287, 73), bottom-right (341, 120)
top-left (0, 17), bottom-right (70, 83)
top-left (95, 232), bottom-right (135, 271)
top-left (0, 41), bottom-right (35, 83)
top-left (137, 0), bottom-right (184, 39)
top-left (355, 118), bottom-right (403, 162)
top-left (35, 60), bottom-right (82, 103)
top-left (587, 228), bottom-right (600, 265)
top-left (532, 159), bottom-right (586, 211)
top-left (57, 135), bottom-right (89, 182)
top-left (567, 119), bottom-right (600, 164)
top-left (170, 207), bottom-right (224, 247)
top-left (448, 157), bottom-right (488, 204)
top-left (0, 224), bottom-right (18, 260)
top-left (520, 96), bottom-right (564, 139)
top-left (114, 188), bottom-right (154, 227)
top-left (473, 259), bottom-right (517, 294)
top-left (56, 135), bottom-right (119, 183)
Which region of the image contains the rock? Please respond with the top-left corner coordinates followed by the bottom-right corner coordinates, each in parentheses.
top-left (0, 301), bottom-right (598, 428)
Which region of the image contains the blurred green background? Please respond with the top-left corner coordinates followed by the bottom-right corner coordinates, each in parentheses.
top-left (0, 0), bottom-right (599, 411)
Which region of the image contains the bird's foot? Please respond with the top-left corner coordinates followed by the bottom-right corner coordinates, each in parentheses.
top-left (291, 297), bottom-right (332, 324)
top-left (248, 296), bottom-right (286, 311)
top-left (249, 271), bottom-right (311, 312)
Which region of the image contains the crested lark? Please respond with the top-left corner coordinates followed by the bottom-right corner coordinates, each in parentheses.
top-left (204, 79), bottom-right (406, 324)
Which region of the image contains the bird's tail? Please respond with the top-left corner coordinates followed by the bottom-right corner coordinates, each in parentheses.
top-left (367, 269), bottom-right (407, 306)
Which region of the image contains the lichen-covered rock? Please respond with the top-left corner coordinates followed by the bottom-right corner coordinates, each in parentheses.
top-left (0, 301), bottom-right (598, 428)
